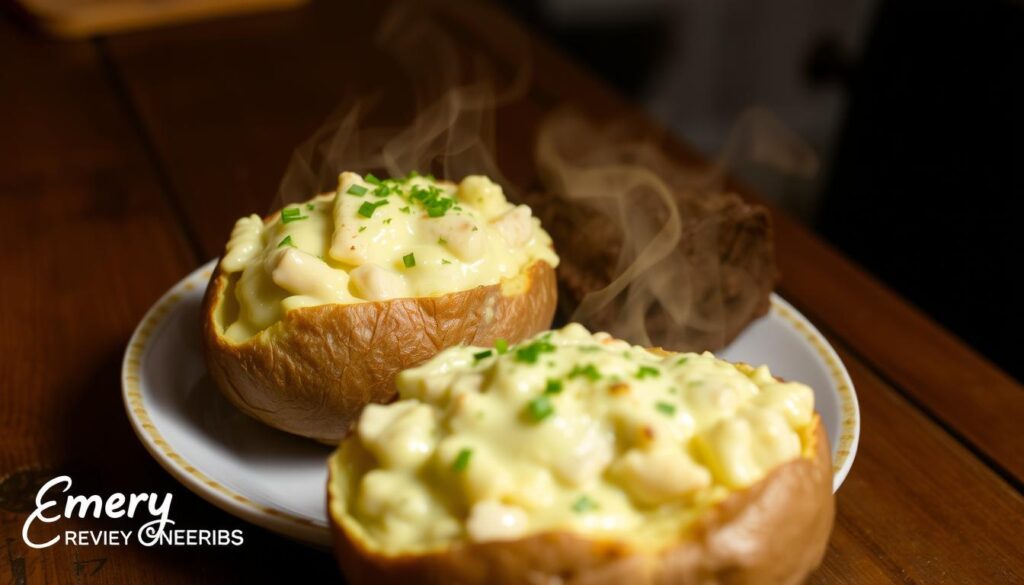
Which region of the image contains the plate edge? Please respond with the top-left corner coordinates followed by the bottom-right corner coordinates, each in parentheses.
top-left (120, 259), bottom-right (332, 547)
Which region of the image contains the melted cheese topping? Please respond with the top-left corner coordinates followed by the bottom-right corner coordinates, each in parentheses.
top-left (330, 324), bottom-right (817, 554)
top-left (217, 173), bottom-right (558, 341)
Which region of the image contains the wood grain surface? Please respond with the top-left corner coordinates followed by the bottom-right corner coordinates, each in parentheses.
top-left (0, 15), bottom-right (335, 585)
top-left (2, 1), bottom-right (1022, 583)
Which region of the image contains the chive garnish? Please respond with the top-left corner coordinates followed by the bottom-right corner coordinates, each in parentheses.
top-left (427, 204), bottom-right (451, 217)
top-left (357, 200), bottom-right (388, 218)
top-left (572, 495), bottom-right (598, 513)
top-left (452, 448), bottom-right (472, 472)
top-left (515, 339), bottom-right (556, 364)
top-left (277, 235), bottom-right (294, 248)
top-left (383, 218), bottom-right (392, 224)
top-left (400, 206), bottom-right (411, 214)
top-left (569, 364), bottom-right (601, 381)
top-left (438, 237), bottom-right (448, 245)
top-left (441, 259), bottom-right (452, 264)
top-left (544, 379), bottom-right (563, 394)
top-left (365, 173), bottom-right (381, 185)
top-left (636, 366), bottom-right (661, 379)
top-left (409, 184), bottom-right (456, 217)
top-left (676, 357), bottom-right (689, 366)
top-left (357, 202), bottom-right (375, 217)
top-left (495, 338), bottom-right (509, 354)
top-left (358, 226), bottom-right (366, 232)
top-left (306, 203), bottom-right (315, 210)
top-left (280, 207), bottom-right (307, 223)
top-left (402, 253), bottom-right (416, 268)
top-left (473, 350), bottom-right (493, 362)
top-left (525, 396), bottom-right (554, 422)
top-left (347, 184), bottom-right (368, 196)
top-left (655, 402), bottom-right (677, 416)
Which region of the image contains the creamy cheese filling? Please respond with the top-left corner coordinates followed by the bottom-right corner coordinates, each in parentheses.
top-left (330, 324), bottom-right (817, 554)
top-left (217, 173), bottom-right (558, 341)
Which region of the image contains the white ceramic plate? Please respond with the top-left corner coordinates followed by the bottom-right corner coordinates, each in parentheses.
top-left (122, 260), bottom-right (860, 547)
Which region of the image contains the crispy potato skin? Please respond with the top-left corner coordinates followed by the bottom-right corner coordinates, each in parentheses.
top-left (328, 419), bottom-right (834, 585)
top-left (201, 260), bottom-right (557, 443)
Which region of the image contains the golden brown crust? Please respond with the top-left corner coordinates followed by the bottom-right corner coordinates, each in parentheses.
top-left (328, 419), bottom-right (834, 585)
top-left (201, 259), bottom-right (557, 443)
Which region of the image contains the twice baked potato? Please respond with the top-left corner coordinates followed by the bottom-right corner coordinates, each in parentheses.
top-left (328, 324), bottom-right (834, 584)
top-left (202, 172), bottom-right (559, 443)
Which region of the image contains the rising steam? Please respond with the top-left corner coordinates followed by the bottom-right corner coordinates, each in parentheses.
top-left (528, 109), bottom-right (814, 350)
top-left (272, 0), bottom-right (816, 351)
top-left (273, 1), bottom-right (528, 210)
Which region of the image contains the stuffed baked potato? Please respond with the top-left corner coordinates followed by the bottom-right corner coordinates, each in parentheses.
top-left (202, 172), bottom-right (558, 443)
top-left (328, 324), bottom-right (834, 584)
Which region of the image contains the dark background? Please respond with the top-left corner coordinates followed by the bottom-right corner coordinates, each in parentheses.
top-left (500, 0), bottom-right (1024, 382)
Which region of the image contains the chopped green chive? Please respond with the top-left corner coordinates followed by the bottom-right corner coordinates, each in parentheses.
top-left (494, 338), bottom-right (509, 354)
top-left (409, 184), bottom-right (456, 217)
top-left (358, 226), bottom-right (367, 232)
top-left (383, 218), bottom-right (392, 224)
top-left (402, 253), bottom-right (416, 268)
top-left (473, 350), bottom-right (493, 362)
top-left (452, 448), bottom-right (472, 472)
top-left (277, 235), bottom-right (294, 248)
top-left (400, 206), bottom-right (411, 214)
top-left (306, 203), bottom-right (315, 210)
top-left (544, 379), bottom-right (563, 394)
top-left (374, 185), bottom-right (391, 197)
top-left (572, 495), bottom-right (598, 513)
top-left (569, 364), bottom-right (601, 381)
top-left (357, 202), bottom-right (375, 217)
top-left (427, 204), bottom-right (451, 217)
top-left (357, 200), bottom-right (388, 218)
top-left (525, 396), bottom-right (554, 422)
top-left (441, 259), bottom-right (452, 265)
top-left (437, 237), bottom-right (448, 245)
top-left (655, 402), bottom-right (677, 416)
top-left (636, 366), bottom-right (661, 379)
top-left (365, 173), bottom-right (381, 185)
top-left (280, 207), bottom-right (307, 223)
top-left (515, 339), bottom-right (556, 364)
top-left (676, 357), bottom-right (690, 366)
top-left (347, 184), bottom-right (368, 196)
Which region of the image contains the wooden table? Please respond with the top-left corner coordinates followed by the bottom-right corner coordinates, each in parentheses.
top-left (2, 1), bottom-right (1022, 582)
